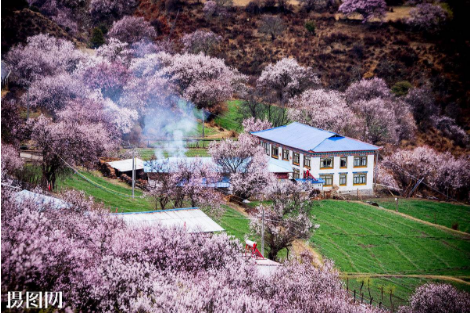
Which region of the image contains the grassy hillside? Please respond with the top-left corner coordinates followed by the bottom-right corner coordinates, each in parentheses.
top-left (310, 200), bottom-right (469, 276)
top-left (374, 198), bottom-right (470, 233)
top-left (57, 170), bottom-right (154, 211)
top-left (309, 200), bottom-right (470, 310)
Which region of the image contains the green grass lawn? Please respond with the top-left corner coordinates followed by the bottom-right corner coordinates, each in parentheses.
top-left (373, 198), bottom-right (470, 233)
top-left (310, 200), bottom-right (469, 276)
top-left (346, 276), bottom-right (470, 311)
top-left (214, 100), bottom-right (245, 132)
top-left (213, 99), bottom-right (290, 132)
top-left (213, 205), bottom-right (252, 243)
top-left (309, 200), bottom-right (470, 310)
top-left (56, 170), bottom-right (155, 212)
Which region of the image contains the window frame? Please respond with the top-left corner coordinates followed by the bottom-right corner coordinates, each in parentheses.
top-left (262, 142), bottom-right (270, 155)
top-left (339, 173), bottom-right (347, 186)
top-left (320, 174), bottom-right (333, 187)
top-left (293, 152), bottom-right (300, 166)
top-left (354, 156), bottom-right (367, 168)
top-left (353, 173), bottom-right (367, 185)
top-left (271, 145), bottom-right (279, 159)
top-left (320, 157), bottom-right (334, 169)
top-left (303, 155), bottom-right (311, 169)
top-left (340, 157), bottom-right (348, 168)
top-left (282, 149), bottom-right (289, 161)
top-left (293, 168), bottom-right (300, 179)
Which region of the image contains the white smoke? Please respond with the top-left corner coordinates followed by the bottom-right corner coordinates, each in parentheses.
top-left (143, 99), bottom-right (204, 160)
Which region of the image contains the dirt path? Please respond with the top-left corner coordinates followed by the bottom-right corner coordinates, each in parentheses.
top-left (292, 239), bottom-right (324, 267)
top-left (352, 201), bottom-right (470, 238)
top-left (346, 273), bottom-right (470, 285)
top-left (226, 201), bottom-right (250, 216)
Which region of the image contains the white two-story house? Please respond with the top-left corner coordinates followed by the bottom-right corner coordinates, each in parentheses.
top-left (251, 122), bottom-right (381, 194)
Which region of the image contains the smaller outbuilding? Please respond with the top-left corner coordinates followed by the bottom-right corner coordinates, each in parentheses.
top-left (113, 207), bottom-right (225, 233)
top-left (15, 190), bottom-right (69, 211)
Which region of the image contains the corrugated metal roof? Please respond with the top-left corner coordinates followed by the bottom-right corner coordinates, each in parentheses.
top-left (252, 122), bottom-right (380, 153)
top-left (113, 207), bottom-right (225, 233)
top-left (15, 190), bottom-right (69, 210)
top-left (268, 158), bottom-right (292, 173)
top-left (144, 157), bottom-right (217, 173)
top-left (144, 157), bottom-right (292, 174)
top-left (107, 158), bottom-right (145, 172)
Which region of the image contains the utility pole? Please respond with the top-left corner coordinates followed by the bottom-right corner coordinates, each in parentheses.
top-left (201, 110), bottom-right (205, 138)
top-left (132, 148), bottom-right (135, 199)
top-left (26, 88), bottom-right (30, 120)
top-left (261, 207), bottom-right (265, 258)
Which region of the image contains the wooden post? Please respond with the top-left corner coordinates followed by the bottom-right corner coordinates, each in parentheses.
top-left (395, 197), bottom-right (399, 212)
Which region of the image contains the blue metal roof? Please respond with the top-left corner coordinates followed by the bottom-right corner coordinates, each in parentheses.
top-left (295, 178), bottom-right (324, 184)
top-left (144, 157), bottom-right (292, 174)
top-left (251, 122), bottom-right (380, 153)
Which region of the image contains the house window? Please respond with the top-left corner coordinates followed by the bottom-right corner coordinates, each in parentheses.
top-left (320, 174), bottom-right (333, 186)
top-left (304, 155), bottom-right (311, 168)
top-left (354, 156), bottom-right (367, 167)
top-left (339, 174), bottom-right (347, 186)
top-left (293, 168), bottom-right (300, 179)
top-left (320, 157), bottom-right (334, 169)
top-left (353, 173), bottom-right (367, 185)
top-left (282, 149), bottom-right (289, 160)
top-left (340, 157), bottom-right (348, 168)
top-left (271, 146), bottom-right (279, 159)
top-left (261, 142), bottom-right (270, 155)
top-left (293, 152), bottom-right (300, 165)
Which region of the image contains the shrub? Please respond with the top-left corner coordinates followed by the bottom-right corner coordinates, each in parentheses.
top-left (407, 3), bottom-right (447, 32)
top-left (305, 20), bottom-right (316, 35)
top-left (391, 81), bottom-right (412, 96)
top-left (90, 27), bottom-right (105, 48)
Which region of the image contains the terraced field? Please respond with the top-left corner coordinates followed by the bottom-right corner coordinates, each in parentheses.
top-left (310, 200), bottom-right (470, 310)
top-left (373, 198), bottom-right (470, 233)
top-left (310, 200), bottom-right (469, 276)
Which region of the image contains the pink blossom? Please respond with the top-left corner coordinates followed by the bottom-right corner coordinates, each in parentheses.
top-left (400, 283), bottom-right (469, 313)
top-left (108, 16), bottom-right (157, 44)
top-left (257, 58), bottom-right (319, 105)
top-left (181, 30), bottom-right (222, 55)
top-left (338, 0), bottom-right (387, 23)
top-left (345, 77), bottom-right (391, 105)
top-left (242, 117), bottom-right (273, 133)
top-left (288, 89), bottom-right (361, 137)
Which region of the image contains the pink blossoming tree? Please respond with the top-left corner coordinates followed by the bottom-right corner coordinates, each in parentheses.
top-left (407, 3), bottom-right (447, 32)
top-left (5, 34), bottom-right (84, 87)
top-left (242, 117), bottom-right (273, 133)
top-left (400, 283), bottom-right (469, 313)
top-left (250, 180), bottom-right (316, 260)
top-left (345, 77), bottom-right (391, 105)
top-left (381, 146), bottom-right (470, 198)
top-left (338, 0), bottom-right (387, 23)
top-left (1, 188), bottom-right (379, 312)
top-left (288, 89), bottom-right (361, 137)
top-left (209, 134), bottom-right (274, 199)
top-left (108, 16), bottom-right (157, 44)
top-left (181, 30), bottom-right (222, 55)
